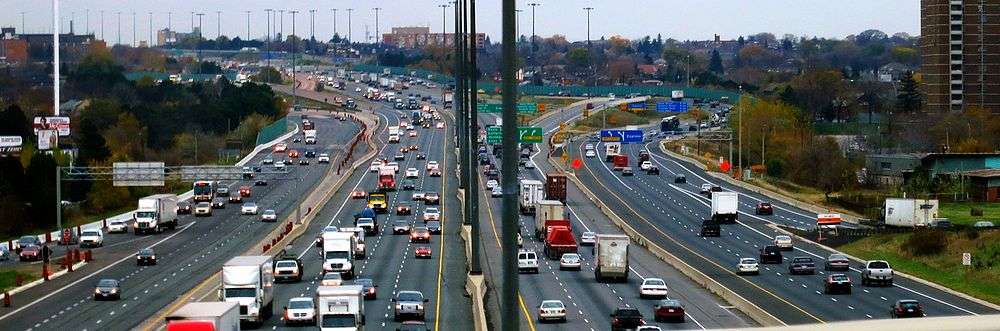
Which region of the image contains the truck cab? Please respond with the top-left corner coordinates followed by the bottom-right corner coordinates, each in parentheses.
top-left (322, 232), bottom-right (357, 279)
top-left (221, 256), bottom-right (275, 324)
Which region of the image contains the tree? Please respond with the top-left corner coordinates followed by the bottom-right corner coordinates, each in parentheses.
top-left (77, 99), bottom-right (124, 163)
top-left (788, 137), bottom-right (855, 201)
top-left (607, 58), bottom-right (636, 84)
top-left (68, 44), bottom-right (126, 96)
top-left (897, 71), bottom-right (922, 113)
top-left (0, 104), bottom-right (31, 138)
top-left (565, 48), bottom-right (590, 69)
top-left (708, 50), bottom-right (724, 74)
top-left (24, 152), bottom-right (57, 231)
top-left (103, 113), bottom-right (147, 161)
top-left (253, 66), bottom-right (283, 84)
top-left (789, 70), bottom-right (849, 121)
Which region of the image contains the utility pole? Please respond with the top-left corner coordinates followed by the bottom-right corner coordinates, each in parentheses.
top-left (309, 9), bottom-right (316, 41)
top-left (346, 8), bottom-right (353, 43)
top-left (529, 2), bottom-right (540, 50)
top-left (279, 10), bottom-right (284, 39)
top-left (168, 11), bottom-right (171, 32)
top-left (148, 12), bottom-right (153, 47)
top-left (246, 11), bottom-right (252, 40)
top-left (291, 10), bottom-right (299, 111)
top-left (53, 0), bottom-right (60, 117)
top-left (583, 7), bottom-right (595, 87)
top-left (373, 7), bottom-right (382, 43)
top-left (468, 0), bottom-right (482, 276)
top-left (116, 11), bottom-right (121, 46)
top-left (132, 12), bottom-right (136, 47)
top-left (439, 4), bottom-right (449, 46)
top-left (583, 7), bottom-right (593, 47)
top-left (190, 11), bottom-right (194, 33)
top-left (86, 9), bottom-right (90, 35)
top-left (98, 11), bottom-right (103, 40)
top-left (265, 9), bottom-right (272, 67)
top-left (737, 85), bottom-right (743, 178)
top-left (197, 13), bottom-right (204, 71)
top-left (500, 0), bottom-right (519, 330)
top-left (215, 11), bottom-right (221, 39)
top-left (331, 9), bottom-right (338, 38)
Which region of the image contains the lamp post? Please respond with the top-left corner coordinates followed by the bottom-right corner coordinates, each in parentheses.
top-left (265, 9), bottom-right (272, 67)
top-left (346, 8), bottom-right (353, 43)
top-left (331, 9), bottom-right (338, 38)
top-left (528, 2), bottom-right (540, 51)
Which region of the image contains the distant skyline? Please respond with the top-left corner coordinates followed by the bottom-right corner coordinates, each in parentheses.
top-left (4, 1), bottom-right (920, 45)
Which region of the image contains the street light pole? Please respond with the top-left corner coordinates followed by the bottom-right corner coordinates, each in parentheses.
top-left (291, 10), bottom-right (299, 110)
top-left (278, 10), bottom-right (284, 39)
top-left (373, 7), bottom-right (382, 43)
top-left (309, 9), bottom-right (316, 41)
top-left (467, 0), bottom-right (481, 280)
top-left (331, 9), bottom-right (338, 38)
top-left (216, 11), bottom-right (221, 39)
top-left (148, 12), bottom-right (153, 47)
top-left (528, 2), bottom-right (539, 51)
top-left (265, 9), bottom-right (272, 67)
top-left (500, 0), bottom-right (519, 330)
top-left (116, 11), bottom-right (121, 46)
top-left (132, 12), bottom-right (136, 47)
top-left (439, 4), bottom-right (449, 46)
top-left (346, 8), bottom-right (353, 43)
top-left (53, 0), bottom-right (60, 117)
top-left (246, 11), bottom-right (252, 40)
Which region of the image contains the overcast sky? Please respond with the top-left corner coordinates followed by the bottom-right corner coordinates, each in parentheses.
top-left (4, 1), bottom-right (919, 45)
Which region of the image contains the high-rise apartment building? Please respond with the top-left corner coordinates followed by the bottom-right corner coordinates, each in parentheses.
top-left (921, 0), bottom-right (1000, 113)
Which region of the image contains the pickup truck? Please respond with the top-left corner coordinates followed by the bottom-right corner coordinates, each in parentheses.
top-left (861, 260), bottom-right (893, 286)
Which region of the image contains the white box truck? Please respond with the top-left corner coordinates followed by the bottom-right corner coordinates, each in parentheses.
top-left (221, 256), bottom-right (275, 324)
top-left (711, 191), bottom-right (739, 224)
top-left (594, 234), bottom-right (629, 282)
top-left (387, 126), bottom-right (401, 143)
top-left (304, 129), bottom-right (318, 145)
top-left (519, 179), bottom-right (544, 215)
top-left (134, 194), bottom-right (179, 235)
top-left (165, 301), bottom-right (240, 331)
top-left (322, 232), bottom-right (357, 279)
top-left (884, 198), bottom-right (939, 227)
top-left (315, 285), bottom-right (365, 331)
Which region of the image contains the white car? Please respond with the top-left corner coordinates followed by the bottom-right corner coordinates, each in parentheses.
top-left (284, 297), bottom-right (315, 325)
top-left (737, 257), bottom-right (760, 275)
top-left (412, 192), bottom-right (426, 201)
top-left (537, 300), bottom-right (567, 322)
top-left (241, 202), bottom-right (259, 215)
top-left (580, 232), bottom-right (597, 246)
top-left (640, 161), bottom-right (653, 170)
top-left (585, 150), bottom-right (596, 158)
top-left (408, 131), bottom-right (417, 137)
top-left (491, 186), bottom-right (503, 198)
top-left (559, 253), bottom-right (582, 270)
top-left (274, 162), bottom-right (286, 170)
top-left (261, 209), bottom-right (278, 222)
top-left (485, 179), bottom-right (499, 190)
top-left (370, 161), bottom-right (383, 172)
top-left (636, 327), bottom-right (663, 331)
top-left (107, 220), bottom-right (128, 233)
top-left (524, 161), bottom-right (536, 169)
top-left (79, 229), bottom-right (104, 248)
top-left (426, 161), bottom-right (439, 171)
top-left (773, 235), bottom-right (793, 250)
top-left (320, 272), bottom-right (343, 286)
top-left (423, 207), bottom-right (441, 222)
top-left (405, 168), bottom-right (420, 178)
top-left (436, 122), bottom-right (445, 129)
top-left (518, 250), bottom-right (539, 274)
top-left (317, 154), bottom-right (330, 163)
top-left (639, 278), bottom-right (669, 298)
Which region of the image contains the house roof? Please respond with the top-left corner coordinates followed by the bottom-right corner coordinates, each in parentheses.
top-left (957, 169), bottom-right (1000, 178)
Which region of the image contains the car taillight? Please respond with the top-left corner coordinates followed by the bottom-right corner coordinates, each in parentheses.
top-left (612, 318), bottom-right (619, 326)
top-left (369, 288), bottom-right (375, 294)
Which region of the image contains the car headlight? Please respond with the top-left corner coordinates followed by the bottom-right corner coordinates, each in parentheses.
top-left (110, 288), bottom-right (118, 293)
top-left (95, 288), bottom-right (101, 294)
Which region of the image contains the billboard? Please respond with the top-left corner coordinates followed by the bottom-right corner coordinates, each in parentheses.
top-left (37, 130), bottom-right (57, 150)
top-left (0, 136), bottom-right (23, 156)
top-left (33, 117), bottom-right (71, 136)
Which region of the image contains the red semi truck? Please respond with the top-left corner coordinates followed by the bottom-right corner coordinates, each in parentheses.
top-left (613, 155), bottom-right (629, 171)
top-left (378, 167), bottom-right (396, 191)
top-left (544, 226), bottom-right (578, 260)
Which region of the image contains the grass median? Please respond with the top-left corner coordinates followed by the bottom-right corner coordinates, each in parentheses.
top-left (838, 230), bottom-right (1000, 305)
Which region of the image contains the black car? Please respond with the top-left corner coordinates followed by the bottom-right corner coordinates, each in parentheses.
top-left (699, 219), bottom-right (720, 237)
top-left (609, 307), bottom-right (644, 331)
top-left (622, 167), bottom-right (634, 176)
top-left (755, 202), bottom-right (774, 215)
top-left (426, 221), bottom-right (442, 234)
top-left (211, 198), bottom-right (227, 209)
top-left (788, 257), bottom-right (816, 275)
top-left (255, 179), bottom-right (268, 186)
top-left (759, 245), bottom-right (783, 264)
top-left (299, 159), bottom-right (310, 165)
top-left (293, 137), bottom-right (301, 143)
top-left (176, 202), bottom-right (192, 214)
top-left (891, 300), bottom-right (925, 318)
top-left (415, 153), bottom-right (427, 160)
top-left (283, 159), bottom-right (293, 165)
top-left (674, 175), bottom-right (686, 183)
top-left (395, 154), bottom-right (406, 161)
top-left (304, 150), bottom-right (316, 158)
top-left (353, 278), bottom-right (378, 300)
top-left (647, 166), bottom-right (660, 175)
top-left (253, 166), bottom-right (262, 172)
top-left (136, 248), bottom-right (156, 266)
top-left (216, 187), bottom-right (230, 197)
top-left (94, 279), bottom-right (121, 301)
top-left (401, 179), bottom-right (416, 190)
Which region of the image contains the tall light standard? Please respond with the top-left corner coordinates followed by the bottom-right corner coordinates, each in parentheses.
top-left (438, 3), bottom-right (449, 47)
top-left (86, 9), bottom-right (90, 35)
top-left (309, 9), bottom-right (316, 41)
top-left (190, 11), bottom-right (194, 33)
top-left (116, 11), bottom-right (121, 46)
top-left (167, 11), bottom-right (171, 32)
top-left (290, 10), bottom-right (299, 110)
top-left (582, 7), bottom-right (593, 47)
top-left (148, 12), bottom-right (153, 47)
top-left (331, 9), bottom-right (338, 39)
top-left (346, 8), bottom-right (353, 43)
top-left (216, 11), bottom-right (222, 39)
top-left (372, 7), bottom-right (382, 43)
top-left (98, 11), bottom-right (103, 39)
top-left (265, 9), bottom-right (272, 67)
top-left (246, 11), bottom-right (252, 40)
top-left (528, 2), bottom-right (540, 49)
top-left (132, 12), bottom-right (136, 47)
top-left (278, 10), bottom-right (285, 39)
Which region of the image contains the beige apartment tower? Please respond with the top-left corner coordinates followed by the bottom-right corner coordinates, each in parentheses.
top-left (921, 0), bottom-right (1000, 113)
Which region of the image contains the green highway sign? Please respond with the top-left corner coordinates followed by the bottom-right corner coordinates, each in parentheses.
top-left (486, 126), bottom-right (543, 144)
top-left (477, 102), bottom-right (538, 113)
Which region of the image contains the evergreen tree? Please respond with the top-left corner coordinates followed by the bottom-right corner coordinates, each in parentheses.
top-left (708, 50), bottom-right (724, 74)
top-left (897, 71), bottom-right (923, 113)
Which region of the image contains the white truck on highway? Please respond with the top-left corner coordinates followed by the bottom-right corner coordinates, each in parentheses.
top-left (387, 126), bottom-right (401, 143)
top-left (304, 129), bottom-right (318, 145)
top-left (861, 260), bottom-right (894, 286)
top-left (534, 200), bottom-right (567, 240)
top-left (316, 285), bottom-right (366, 330)
top-left (134, 194), bottom-right (179, 235)
top-left (221, 255), bottom-right (275, 324)
top-left (594, 234), bottom-right (630, 282)
top-left (884, 198), bottom-right (939, 227)
top-left (519, 179), bottom-right (544, 215)
top-left (322, 232), bottom-right (357, 279)
top-left (711, 191), bottom-right (739, 224)
top-left (165, 301), bottom-right (240, 331)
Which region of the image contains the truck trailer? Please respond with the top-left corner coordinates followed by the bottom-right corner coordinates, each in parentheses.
top-left (544, 226), bottom-right (578, 260)
top-left (165, 301), bottom-right (240, 331)
top-left (519, 179), bottom-right (544, 215)
top-left (884, 198), bottom-right (939, 227)
top-left (711, 191), bottom-right (739, 224)
top-left (534, 200), bottom-right (566, 240)
top-left (221, 256), bottom-right (275, 324)
top-left (545, 173), bottom-right (567, 202)
top-left (316, 285), bottom-right (366, 331)
top-left (134, 194), bottom-right (179, 235)
top-left (594, 234), bottom-right (629, 282)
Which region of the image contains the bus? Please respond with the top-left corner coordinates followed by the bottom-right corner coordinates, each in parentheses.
top-left (660, 116), bottom-right (681, 133)
top-left (193, 181), bottom-right (216, 202)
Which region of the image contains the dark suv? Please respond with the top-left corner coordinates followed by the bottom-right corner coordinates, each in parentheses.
top-left (788, 257), bottom-right (816, 275)
top-left (699, 219), bottom-right (720, 237)
top-left (609, 307), bottom-right (644, 331)
top-left (759, 245), bottom-right (783, 264)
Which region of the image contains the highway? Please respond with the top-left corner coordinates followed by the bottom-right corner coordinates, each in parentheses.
top-left (0, 114), bottom-right (359, 330)
top-left (257, 78), bottom-right (472, 330)
top-left (473, 105), bottom-right (755, 330)
top-left (572, 131), bottom-right (1000, 324)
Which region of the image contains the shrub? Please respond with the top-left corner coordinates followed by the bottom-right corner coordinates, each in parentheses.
top-left (903, 229), bottom-right (948, 256)
top-left (972, 241), bottom-right (1000, 270)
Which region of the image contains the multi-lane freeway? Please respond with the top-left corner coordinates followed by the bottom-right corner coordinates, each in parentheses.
top-left (0, 114), bottom-right (360, 330)
top-left (572, 124), bottom-right (1000, 324)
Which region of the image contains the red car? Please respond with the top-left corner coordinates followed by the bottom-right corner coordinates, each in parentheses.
top-left (350, 190), bottom-right (367, 199)
top-left (415, 246), bottom-right (432, 259)
top-left (653, 299), bottom-right (685, 323)
top-left (755, 202), bottom-right (774, 215)
top-left (239, 186), bottom-right (252, 197)
top-left (288, 150), bottom-right (301, 158)
top-left (19, 246), bottom-right (41, 261)
top-left (410, 227), bottom-right (431, 243)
